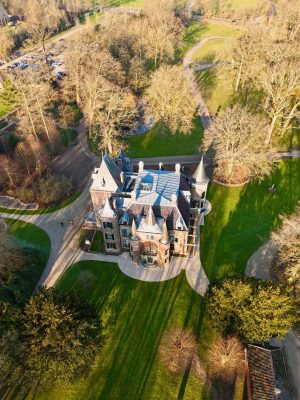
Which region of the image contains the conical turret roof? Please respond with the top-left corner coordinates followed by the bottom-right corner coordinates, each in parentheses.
top-left (160, 220), bottom-right (169, 244)
top-left (193, 156), bottom-right (209, 184)
top-left (145, 206), bottom-right (156, 226)
top-left (99, 197), bottom-right (115, 218)
top-left (131, 218), bottom-right (137, 238)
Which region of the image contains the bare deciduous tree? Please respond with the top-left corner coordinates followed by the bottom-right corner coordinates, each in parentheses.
top-left (258, 42), bottom-right (300, 144)
top-left (204, 105), bottom-right (278, 183)
top-left (159, 328), bottom-right (206, 381)
top-left (141, 0), bottom-right (183, 67)
top-left (146, 65), bottom-right (195, 134)
top-left (206, 336), bottom-right (245, 383)
top-left (272, 208), bottom-right (300, 297)
top-left (0, 31), bottom-right (14, 62)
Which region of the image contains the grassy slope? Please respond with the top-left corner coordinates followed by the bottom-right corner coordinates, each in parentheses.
top-left (30, 261), bottom-right (212, 400)
top-left (126, 118), bottom-right (203, 158)
top-left (0, 219), bottom-right (51, 302)
top-left (201, 159), bottom-right (300, 281)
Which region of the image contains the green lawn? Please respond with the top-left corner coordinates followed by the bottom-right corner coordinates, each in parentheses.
top-left (126, 118), bottom-right (203, 158)
top-left (0, 219), bottom-right (51, 303)
top-left (182, 21), bottom-right (240, 55)
top-left (25, 261), bottom-right (213, 400)
top-left (90, 231), bottom-right (104, 253)
top-left (196, 68), bottom-right (233, 115)
top-left (201, 159), bottom-right (300, 281)
top-left (5, 219), bottom-right (51, 264)
top-left (192, 38), bottom-right (231, 62)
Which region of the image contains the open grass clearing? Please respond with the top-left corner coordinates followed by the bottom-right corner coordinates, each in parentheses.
top-left (126, 118), bottom-right (203, 158)
top-left (201, 159), bottom-right (300, 281)
top-left (22, 260), bottom-right (214, 400)
top-left (0, 219), bottom-right (51, 304)
top-left (90, 231), bottom-right (104, 253)
top-left (192, 38), bottom-right (231, 63)
top-left (182, 21), bottom-right (240, 55)
top-left (196, 68), bottom-right (233, 115)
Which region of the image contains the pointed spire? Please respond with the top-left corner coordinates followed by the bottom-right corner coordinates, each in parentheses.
top-left (193, 156), bottom-right (209, 184)
top-left (131, 218), bottom-right (137, 238)
top-left (99, 197), bottom-right (115, 218)
top-left (145, 206), bottom-right (156, 226)
top-left (160, 220), bottom-right (169, 244)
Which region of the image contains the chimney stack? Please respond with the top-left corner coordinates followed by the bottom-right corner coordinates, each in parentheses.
top-left (175, 163), bottom-right (181, 174)
top-left (138, 161), bottom-right (144, 172)
top-left (171, 193), bottom-right (177, 205)
top-left (131, 190), bottom-right (137, 202)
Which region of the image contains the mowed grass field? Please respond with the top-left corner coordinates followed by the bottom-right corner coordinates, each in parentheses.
top-left (26, 261), bottom-right (213, 400)
top-left (0, 219), bottom-right (51, 304)
top-left (126, 118), bottom-right (203, 158)
top-left (16, 160), bottom-right (300, 400)
top-left (201, 159), bottom-right (300, 280)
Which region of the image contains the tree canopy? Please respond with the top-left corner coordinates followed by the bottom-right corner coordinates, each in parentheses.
top-left (0, 287), bottom-right (103, 391)
top-left (206, 277), bottom-right (298, 341)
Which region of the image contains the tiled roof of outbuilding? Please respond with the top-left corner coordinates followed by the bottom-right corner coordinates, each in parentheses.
top-left (247, 344), bottom-right (291, 400)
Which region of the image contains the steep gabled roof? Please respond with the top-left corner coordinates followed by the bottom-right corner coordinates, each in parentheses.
top-left (91, 154), bottom-right (122, 192)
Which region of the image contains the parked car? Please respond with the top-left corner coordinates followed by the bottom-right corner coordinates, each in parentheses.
top-left (56, 71), bottom-right (66, 79)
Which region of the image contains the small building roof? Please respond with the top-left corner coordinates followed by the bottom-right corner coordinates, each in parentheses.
top-left (99, 197), bottom-right (115, 219)
top-left (247, 344), bottom-right (291, 400)
top-left (193, 156), bottom-right (209, 184)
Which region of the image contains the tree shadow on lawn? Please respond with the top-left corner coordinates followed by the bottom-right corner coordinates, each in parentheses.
top-left (53, 262), bottom-right (205, 400)
top-left (196, 69), bottom-right (218, 103)
top-left (201, 159), bottom-right (300, 281)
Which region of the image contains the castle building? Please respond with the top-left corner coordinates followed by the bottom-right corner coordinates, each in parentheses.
top-left (85, 151), bottom-right (209, 267)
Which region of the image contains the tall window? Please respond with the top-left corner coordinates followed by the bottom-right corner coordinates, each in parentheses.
top-left (107, 242), bottom-right (116, 249)
top-left (105, 233), bottom-right (115, 240)
top-left (121, 229), bottom-right (128, 238)
top-left (122, 239), bottom-right (129, 248)
top-left (103, 222), bottom-right (113, 229)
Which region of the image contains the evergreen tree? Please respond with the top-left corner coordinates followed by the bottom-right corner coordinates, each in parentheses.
top-left (0, 288), bottom-right (103, 390)
top-left (0, 80), bottom-right (19, 114)
top-left (206, 277), bottom-right (298, 341)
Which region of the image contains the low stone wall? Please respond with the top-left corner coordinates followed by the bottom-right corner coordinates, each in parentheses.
top-left (213, 177), bottom-right (250, 187)
top-left (0, 195), bottom-right (38, 210)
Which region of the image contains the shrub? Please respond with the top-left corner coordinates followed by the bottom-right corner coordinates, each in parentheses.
top-left (59, 104), bottom-right (83, 127)
top-left (59, 128), bottom-right (78, 147)
top-left (13, 187), bottom-right (36, 204)
top-left (38, 174), bottom-right (73, 205)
